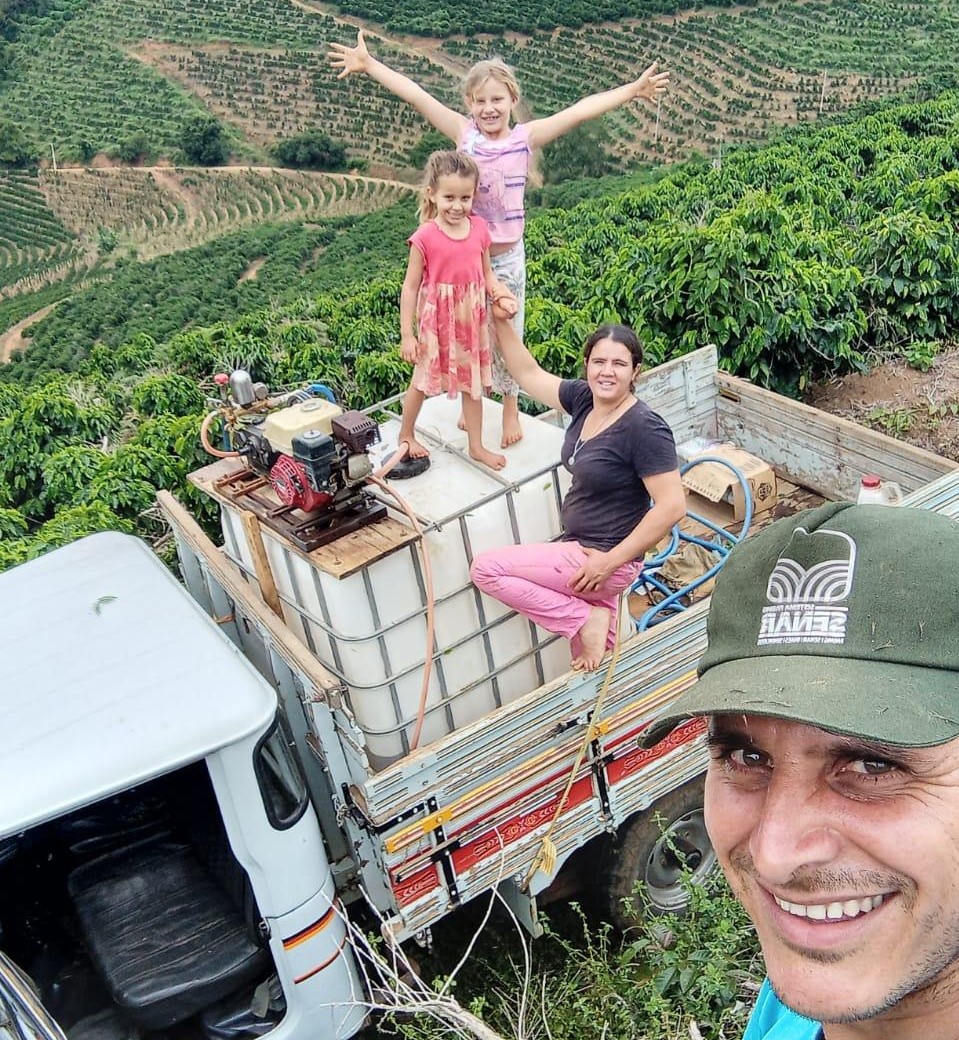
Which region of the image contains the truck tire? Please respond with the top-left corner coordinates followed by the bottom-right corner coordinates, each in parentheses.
top-left (604, 777), bottom-right (717, 929)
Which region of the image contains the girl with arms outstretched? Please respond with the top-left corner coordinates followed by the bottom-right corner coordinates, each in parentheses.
top-left (329, 31), bottom-right (668, 448)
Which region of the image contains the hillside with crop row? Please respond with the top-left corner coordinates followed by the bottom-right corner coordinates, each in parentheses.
top-left (2, 92), bottom-right (959, 568)
top-left (0, 170), bottom-right (80, 296)
top-left (2, 0), bottom-right (953, 174)
top-left (2, 0), bottom-right (955, 303)
top-left (0, 166), bottom-right (414, 297)
top-left (133, 0), bottom-right (948, 175)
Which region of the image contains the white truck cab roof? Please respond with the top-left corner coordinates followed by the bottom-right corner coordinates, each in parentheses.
top-left (0, 531), bottom-right (276, 839)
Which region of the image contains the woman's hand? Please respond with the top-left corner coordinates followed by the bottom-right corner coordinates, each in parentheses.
top-left (328, 28), bottom-right (371, 78)
top-left (492, 292), bottom-right (518, 319)
top-left (569, 547), bottom-right (615, 593)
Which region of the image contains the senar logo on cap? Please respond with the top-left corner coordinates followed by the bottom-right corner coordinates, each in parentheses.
top-left (758, 527), bottom-right (857, 647)
top-left (639, 501), bottom-right (959, 750)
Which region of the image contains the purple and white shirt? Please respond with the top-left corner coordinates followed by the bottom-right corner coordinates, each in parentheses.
top-left (458, 121), bottom-right (531, 245)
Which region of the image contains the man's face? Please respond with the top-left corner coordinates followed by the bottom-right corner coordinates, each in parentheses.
top-left (705, 714), bottom-right (959, 1025)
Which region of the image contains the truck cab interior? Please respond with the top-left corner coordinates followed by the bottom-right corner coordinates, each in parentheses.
top-left (0, 761), bottom-right (281, 1040)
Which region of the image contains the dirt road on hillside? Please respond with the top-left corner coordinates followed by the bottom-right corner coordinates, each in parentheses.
top-left (0, 303), bottom-right (60, 362)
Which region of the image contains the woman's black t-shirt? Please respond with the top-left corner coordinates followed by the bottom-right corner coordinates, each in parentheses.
top-left (558, 379), bottom-right (678, 552)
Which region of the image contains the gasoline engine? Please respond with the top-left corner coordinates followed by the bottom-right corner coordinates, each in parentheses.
top-left (208, 370), bottom-right (385, 541)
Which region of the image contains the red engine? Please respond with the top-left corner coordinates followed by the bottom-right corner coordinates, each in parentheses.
top-left (269, 455), bottom-right (333, 513)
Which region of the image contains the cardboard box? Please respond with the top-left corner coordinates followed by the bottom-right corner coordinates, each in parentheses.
top-left (678, 440), bottom-right (778, 521)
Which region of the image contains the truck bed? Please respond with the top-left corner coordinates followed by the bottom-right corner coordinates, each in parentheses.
top-left (161, 346), bottom-right (958, 941)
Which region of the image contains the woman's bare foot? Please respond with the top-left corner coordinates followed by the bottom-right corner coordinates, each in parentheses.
top-left (401, 437), bottom-right (430, 459)
top-left (501, 397), bottom-right (523, 448)
top-left (469, 445), bottom-right (507, 470)
top-left (571, 606), bottom-right (611, 671)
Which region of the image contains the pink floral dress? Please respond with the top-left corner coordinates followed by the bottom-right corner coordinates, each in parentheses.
top-left (408, 215), bottom-right (493, 400)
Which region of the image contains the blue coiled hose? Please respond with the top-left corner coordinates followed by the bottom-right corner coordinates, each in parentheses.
top-left (632, 455), bottom-right (755, 631)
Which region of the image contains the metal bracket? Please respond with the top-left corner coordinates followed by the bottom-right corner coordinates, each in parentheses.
top-left (498, 878), bottom-right (542, 938)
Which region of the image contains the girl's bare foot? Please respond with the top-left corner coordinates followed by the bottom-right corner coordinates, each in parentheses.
top-left (401, 437), bottom-right (430, 459)
top-left (469, 445), bottom-right (507, 470)
top-left (501, 398), bottom-right (523, 448)
top-left (571, 606), bottom-right (611, 671)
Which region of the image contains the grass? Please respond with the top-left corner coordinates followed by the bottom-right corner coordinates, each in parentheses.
top-left (382, 870), bottom-right (763, 1040)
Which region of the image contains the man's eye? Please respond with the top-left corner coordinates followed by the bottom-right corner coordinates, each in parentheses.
top-left (707, 741), bottom-right (767, 771)
top-left (847, 757), bottom-right (898, 776)
top-left (731, 748), bottom-right (765, 768)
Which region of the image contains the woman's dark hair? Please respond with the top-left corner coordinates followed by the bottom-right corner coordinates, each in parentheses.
top-left (583, 324), bottom-right (644, 369)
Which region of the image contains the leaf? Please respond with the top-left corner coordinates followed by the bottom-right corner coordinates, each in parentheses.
top-left (93, 595), bottom-right (117, 615)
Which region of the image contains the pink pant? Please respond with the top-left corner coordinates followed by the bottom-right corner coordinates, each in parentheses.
top-left (469, 541), bottom-right (641, 652)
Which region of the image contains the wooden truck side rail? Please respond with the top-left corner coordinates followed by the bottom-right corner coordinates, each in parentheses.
top-left (714, 372), bottom-right (956, 499)
top-left (641, 347), bottom-right (957, 500)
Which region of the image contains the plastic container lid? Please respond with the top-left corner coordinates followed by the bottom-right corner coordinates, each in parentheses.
top-left (860, 474), bottom-right (881, 488)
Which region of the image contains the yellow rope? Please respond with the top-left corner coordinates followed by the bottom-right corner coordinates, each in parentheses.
top-left (521, 593), bottom-right (627, 891)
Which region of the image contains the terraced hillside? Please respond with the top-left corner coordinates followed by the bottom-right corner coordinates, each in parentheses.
top-left (0, 167), bottom-right (414, 293)
top-left (39, 167), bottom-right (415, 259)
top-left (130, 40), bottom-right (456, 177)
top-left (2, 0), bottom-right (951, 172)
top-left (438, 1), bottom-right (932, 161)
top-left (1, 0), bottom-right (345, 162)
top-left (0, 172), bottom-right (84, 299)
top-left (132, 0), bottom-right (935, 171)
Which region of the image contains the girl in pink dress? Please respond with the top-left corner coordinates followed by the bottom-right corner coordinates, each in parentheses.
top-left (398, 151), bottom-right (517, 471)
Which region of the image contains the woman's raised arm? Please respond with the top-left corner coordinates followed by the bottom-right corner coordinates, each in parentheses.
top-left (491, 313), bottom-right (563, 413)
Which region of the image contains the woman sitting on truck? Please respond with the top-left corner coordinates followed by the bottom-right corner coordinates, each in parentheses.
top-left (469, 315), bottom-right (686, 671)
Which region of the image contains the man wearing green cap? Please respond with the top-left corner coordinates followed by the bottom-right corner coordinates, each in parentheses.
top-left (643, 501), bottom-right (959, 1040)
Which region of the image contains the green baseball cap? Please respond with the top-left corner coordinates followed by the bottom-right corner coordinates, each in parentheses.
top-left (642, 501), bottom-right (959, 748)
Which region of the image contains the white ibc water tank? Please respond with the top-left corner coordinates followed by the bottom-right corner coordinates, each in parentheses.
top-left (221, 397), bottom-right (573, 768)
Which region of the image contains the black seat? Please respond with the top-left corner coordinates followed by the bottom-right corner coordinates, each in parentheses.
top-left (68, 838), bottom-right (270, 1030)
top-left (66, 766), bottom-right (273, 1034)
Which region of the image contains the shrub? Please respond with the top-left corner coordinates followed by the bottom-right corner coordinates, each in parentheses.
top-left (0, 507), bottom-right (28, 540)
top-left (0, 118), bottom-right (36, 167)
top-left (116, 130), bottom-right (151, 165)
top-left (179, 115), bottom-right (228, 166)
top-left (132, 372), bottom-right (205, 417)
top-left (405, 130), bottom-right (450, 171)
top-left (273, 130), bottom-right (348, 171)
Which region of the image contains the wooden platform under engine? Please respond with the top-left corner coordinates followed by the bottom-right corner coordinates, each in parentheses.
top-left (191, 458), bottom-right (417, 578)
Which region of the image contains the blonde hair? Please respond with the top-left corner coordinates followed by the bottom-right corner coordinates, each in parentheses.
top-left (419, 150), bottom-right (479, 222)
top-left (460, 57), bottom-right (539, 184)
top-left (461, 58), bottom-right (522, 108)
